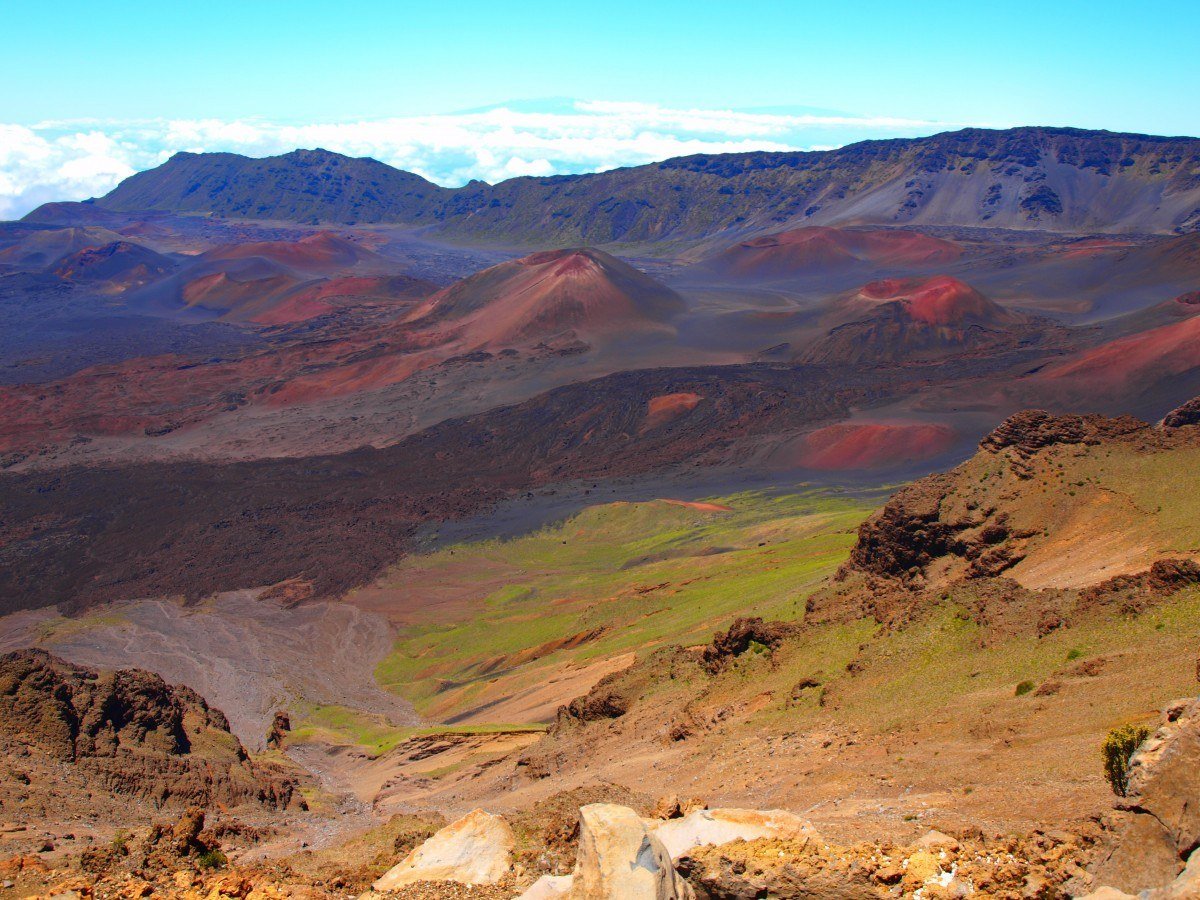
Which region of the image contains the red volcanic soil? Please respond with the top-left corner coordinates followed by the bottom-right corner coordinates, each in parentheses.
top-left (180, 272), bottom-right (436, 325)
top-left (0, 271), bottom-right (443, 448)
top-left (0, 226), bottom-right (127, 268)
top-left (642, 392), bottom-right (704, 431)
top-left (198, 232), bottom-right (377, 272)
top-left (1053, 237), bottom-right (1139, 260)
top-left (1037, 315), bottom-right (1200, 393)
top-left (657, 498), bottom-right (732, 512)
top-left (700, 226), bottom-right (962, 280)
top-left (794, 421), bottom-right (956, 470)
top-left (0, 324), bottom-right (434, 451)
top-left (51, 241), bottom-right (175, 292)
top-left (802, 276), bottom-right (1037, 366)
top-left (406, 247), bottom-right (685, 347)
top-left (182, 271), bottom-right (311, 321)
top-left (857, 275), bottom-right (1020, 326)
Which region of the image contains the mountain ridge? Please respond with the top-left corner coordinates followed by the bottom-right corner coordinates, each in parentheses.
top-left (27, 126), bottom-right (1200, 241)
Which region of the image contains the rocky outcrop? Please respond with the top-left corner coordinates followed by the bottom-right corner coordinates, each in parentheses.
top-left (979, 410), bottom-right (1146, 477)
top-left (700, 618), bottom-right (797, 674)
top-left (572, 803), bottom-right (689, 899)
top-left (266, 710), bottom-right (291, 749)
top-left (372, 808), bottom-right (515, 891)
top-left (0, 649), bottom-right (297, 809)
top-left (1080, 558), bottom-right (1200, 609)
top-left (552, 676), bottom-right (630, 732)
top-left (1161, 396), bottom-right (1200, 429)
top-left (1149, 848), bottom-right (1200, 899)
top-left (1089, 697), bottom-right (1200, 893)
top-left (845, 474), bottom-right (958, 581)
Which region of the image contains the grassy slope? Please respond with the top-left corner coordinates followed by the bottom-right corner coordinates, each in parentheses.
top-left (288, 702), bottom-right (544, 757)
top-left (367, 490), bottom-right (878, 722)
top-left (940, 440), bottom-right (1200, 590)
top-left (305, 438), bottom-right (1200, 774)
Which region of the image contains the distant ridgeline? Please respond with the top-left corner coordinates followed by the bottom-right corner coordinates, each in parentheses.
top-left (25, 127), bottom-right (1200, 242)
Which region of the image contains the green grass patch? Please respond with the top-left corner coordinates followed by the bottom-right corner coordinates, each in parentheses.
top-left (372, 489), bottom-right (877, 718)
top-left (288, 701), bottom-right (546, 755)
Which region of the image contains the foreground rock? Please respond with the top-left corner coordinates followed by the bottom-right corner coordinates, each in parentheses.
top-left (0, 649), bottom-right (298, 809)
top-left (573, 803), bottom-right (690, 899)
top-left (519, 874), bottom-right (574, 898)
top-left (372, 808), bottom-right (514, 891)
top-left (1088, 697), bottom-right (1200, 894)
top-left (653, 807), bottom-right (819, 860)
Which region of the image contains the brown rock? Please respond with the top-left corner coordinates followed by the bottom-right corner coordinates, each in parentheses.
top-left (914, 829), bottom-right (961, 852)
top-left (1091, 697), bottom-right (1200, 892)
top-left (700, 618), bottom-right (796, 674)
top-left (0, 853), bottom-right (50, 875)
top-left (652, 795), bottom-right (683, 820)
top-left (980, 410), bottom-right (1146, 460)
top-left (1160, 396), bottom-right (1200, 429)
top-left (0, 650), bottom-right (299, 810)
top-left (265, 711), bottom-right (291, 749)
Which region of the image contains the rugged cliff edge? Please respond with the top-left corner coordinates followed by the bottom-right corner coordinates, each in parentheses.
top-left (0, 649), bottom-right (299, 810)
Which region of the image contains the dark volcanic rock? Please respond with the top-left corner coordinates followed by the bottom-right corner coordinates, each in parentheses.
top-left (847, 474), bottom-right (958, 580)
top-left (701, 617), bottom-right (797, 674)
top-left (0, 362), bottom-right (876, 614)
top-left (552, 673), bottom-right (630, 732)
top-left (266, 709), bottom-right (291, 748)
top-left (980, 409), bottom-right (1147, 458)
top-left (1081, 559), bottom-right (1200, 609)
top-left (0, 649), bottom-right (298, 809)
top-left (1161, 395), bottom-right (1200, 429)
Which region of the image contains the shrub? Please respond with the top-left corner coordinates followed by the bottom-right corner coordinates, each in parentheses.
top-left (1102, 724), bottom-right (1152, 797)
top-left (1066, 648), bottom-right (1084, 661)
top-left (196, 849), bottom-right (228, 871)
top-left (1014, 680), bottom-right (1035, 696)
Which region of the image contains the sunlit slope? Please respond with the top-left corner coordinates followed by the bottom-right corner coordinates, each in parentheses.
top-left (358, 491), bottom-right (877, 723)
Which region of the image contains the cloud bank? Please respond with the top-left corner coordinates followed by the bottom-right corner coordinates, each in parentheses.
top-left (0, 101), bottom-right (948, 220)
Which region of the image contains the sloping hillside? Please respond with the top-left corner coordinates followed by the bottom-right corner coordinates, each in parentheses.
top-left (406, 247), bottom-right (685, 346)
top-left (802, 276), bottom-right (1053, 365)
top-left (89, 148), bottom-right (443, 223)
top-left (692, 226), bottom-right (964, 280)
top-left (403, 400), bottom-right (1200, 843)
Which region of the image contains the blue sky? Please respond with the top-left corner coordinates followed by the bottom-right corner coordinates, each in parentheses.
top-left (2, 0), bottom-right (1197, 218)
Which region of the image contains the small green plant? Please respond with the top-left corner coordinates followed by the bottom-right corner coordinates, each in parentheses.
top-left (1015, 680), bottom-right (1035, 696)
top-left (1066, 648), bottom-right (1083, 661)
top-left (1102, 723), bottom-right (1152, 797)
top-left (110, 830), bottom-right (129, 854)
top-left (195, 848), bottom-right (228, 871)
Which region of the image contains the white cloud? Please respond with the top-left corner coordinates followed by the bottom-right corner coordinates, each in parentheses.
top-left (0, 101), bottom-right (951, 220)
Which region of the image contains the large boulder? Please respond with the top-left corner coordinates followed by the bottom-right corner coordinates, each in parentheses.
top-left (653, 807), bottom-right (820, 860)
top-left (372, 808), bottom-right (514, 891)
top-left (572, 803), bottom-right (689, 899)
top-left (1148, 847), bottom-right (1200, 898)
top-left (1090, 697), bottom-right (1200, 893)
top-left (519, 874), bottom-right (574, 898)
